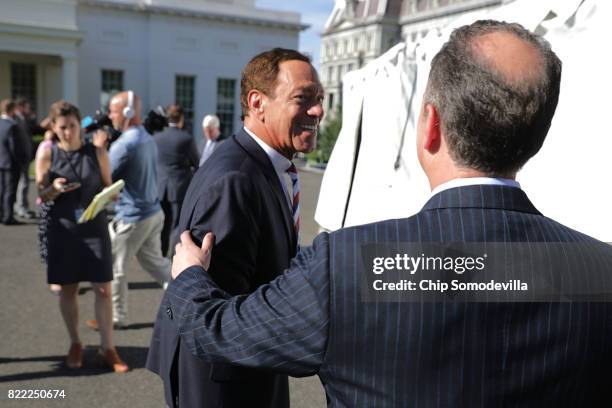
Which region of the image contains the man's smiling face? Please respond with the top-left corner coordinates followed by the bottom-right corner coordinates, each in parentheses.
top-left (261, 60), bottom-right (325, 158)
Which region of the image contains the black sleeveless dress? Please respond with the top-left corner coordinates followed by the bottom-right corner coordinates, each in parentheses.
top-left (46, 143), bottom-right (112, 284)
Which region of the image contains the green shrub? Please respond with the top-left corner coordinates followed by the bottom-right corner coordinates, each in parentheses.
top-left (308, 105), bottom-right (342, 164)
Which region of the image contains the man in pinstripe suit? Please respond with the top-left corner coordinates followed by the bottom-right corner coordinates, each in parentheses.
top-left (167, 21), bottom-right (612, 406)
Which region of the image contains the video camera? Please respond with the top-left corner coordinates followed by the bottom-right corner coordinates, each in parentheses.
top-left (143, 107), bottom-right (168, 135)
top-left (82, 110), bottom-right (112, 134)
top-left (81, 106), bottom-right (169, 146)
top-left (81, 110), bottom-right (121, 145)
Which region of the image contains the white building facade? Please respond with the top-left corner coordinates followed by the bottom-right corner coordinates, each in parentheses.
top-left (320, 0), bottom-right (502, 118)
top-left (0, 0), bottom-right (305, 138)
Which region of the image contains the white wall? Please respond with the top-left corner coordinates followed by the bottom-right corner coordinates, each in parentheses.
top-left (0, 0), bottom-right (78, 31)
top-left (77, 5), bottom-right (150, 117)
top-left (77, 4), bottom-right (299, 138)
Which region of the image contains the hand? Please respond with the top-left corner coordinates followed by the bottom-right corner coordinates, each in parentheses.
top-left (52, 178), bottom-right (80, 193)
top-left (92, 129), bottom-right (110, 148)
top-left (172, 231), bottom-right (215, 280)
top-left (43, 130), bottom-right (56, 141)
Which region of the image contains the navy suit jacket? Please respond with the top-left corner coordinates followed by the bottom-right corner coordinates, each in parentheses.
top-left (153, 126), bottom-right (199, 203)
top-left (14, 115), bottom-right (32, 165)
top-left (165, 185), bottom-right (612, 407)
top-left (0, 118), bottom-right (25, 170)
top-left (147, 129), bottom-right (297, 408)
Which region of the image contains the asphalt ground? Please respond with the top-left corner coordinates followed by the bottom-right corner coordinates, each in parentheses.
top-left (0, 167), bottom-right (327, 408)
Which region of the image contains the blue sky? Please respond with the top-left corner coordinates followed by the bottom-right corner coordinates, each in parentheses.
top-left (255, 0), bottom-right (335, 68)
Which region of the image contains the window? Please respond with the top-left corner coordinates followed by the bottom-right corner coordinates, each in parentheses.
top-left (176, 75), bottom-right (196, 133)
top-left (216, 78), bottom-right (236, 137)
top-left (101, 69), bottom-right (123, 109)
top-left (337, 65), bottom-right (343, 82)
top-left (328, 93), bottom-right (334, 111)
top-left (11, 63), bottom-right (37, 112)
top-left (328, 66), bottom-right (334, 83)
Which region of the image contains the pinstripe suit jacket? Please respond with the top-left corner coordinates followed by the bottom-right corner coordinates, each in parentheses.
top-left (167, 185), bottom-right (612, 407)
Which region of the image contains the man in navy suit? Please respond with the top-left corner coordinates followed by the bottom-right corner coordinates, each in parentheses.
top-left (147, 48), bottom-right (325, 407)
top-left (153, 104), bottom-right (199, 256)
top-left (0, 99), bottom-right (26, 225)
top-left (166, 21), bottom-right (612, 406)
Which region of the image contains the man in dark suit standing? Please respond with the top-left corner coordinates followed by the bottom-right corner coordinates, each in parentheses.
top-left (0, 99), bottom-right (26, 225)
top-left (198, 114), bottom-right (224, 167)
top-left (147, 48), bottom-right (325, 408)
top-left (167, 21), bottom-right (612, 407)
top-left (154, 104), bottom-right (199, 256)
top-left (13, 97), bottom-right (35, 220)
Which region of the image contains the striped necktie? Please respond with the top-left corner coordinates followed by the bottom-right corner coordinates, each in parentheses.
top-left (286, 163), bottom-right (300, 249)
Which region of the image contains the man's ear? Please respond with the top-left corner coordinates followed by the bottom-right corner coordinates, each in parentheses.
top-left (423, 103), bottom-right (441, 152)
top-left (247, 90), bottom-right (265, 121)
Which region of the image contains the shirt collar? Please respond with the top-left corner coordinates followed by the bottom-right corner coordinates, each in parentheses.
top-left (0, 114), bottom-right (14, 122)
top-left (430, 177), bottom-right (521, 199)
top-left (243, 126), bottom-right (292, 174)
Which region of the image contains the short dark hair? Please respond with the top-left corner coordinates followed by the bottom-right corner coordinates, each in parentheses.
top-left (49, 100), bottom-right (81, 123)
top-left (240, 48), bottom-right (311, 118)
top-left (165, 104), bottom-right (184, 124)
top-left (15, 97), bottom-right (29, 108)
top-left (0, 99), bottom-right (15, 115)
top-left (424, 20), bottom-right (562, 175)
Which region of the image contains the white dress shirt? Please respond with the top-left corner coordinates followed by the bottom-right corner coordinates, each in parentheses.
top-left (199, 139), bottom-right (219, 167)
top-left (430, 177), bottom-right (521, 199)
top-left (243, 127), bottom-right (294, 209)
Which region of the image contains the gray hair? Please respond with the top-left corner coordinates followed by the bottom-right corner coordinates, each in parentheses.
top-left (202, 114), bottom-right (220, 128)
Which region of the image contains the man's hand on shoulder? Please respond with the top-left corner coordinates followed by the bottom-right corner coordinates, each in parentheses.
top-left (171, 231), bottom-right (215, 280)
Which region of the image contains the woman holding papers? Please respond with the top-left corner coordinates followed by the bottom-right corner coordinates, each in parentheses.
top-left (35, 100), bottom-right (128, 373)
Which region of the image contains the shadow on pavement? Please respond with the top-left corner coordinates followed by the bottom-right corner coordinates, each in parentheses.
top-left (77, 281), bottom-right (161, 296)
top-left (128, 282), bottom-right (162, 290)
top-left (0, 345), bottom-right (150, 382)
top-left (118, 322), bottom-right (154, 331)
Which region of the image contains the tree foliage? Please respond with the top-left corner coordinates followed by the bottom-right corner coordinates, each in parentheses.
top-left (308, 104), bottom-right (342, 164)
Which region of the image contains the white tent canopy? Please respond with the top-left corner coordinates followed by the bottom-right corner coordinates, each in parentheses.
top-left (315, 0), bottom-right (612, 242)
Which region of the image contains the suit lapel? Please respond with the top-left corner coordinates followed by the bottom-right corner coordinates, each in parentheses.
top-left (422, 184), bottom-right (542, 215)
top-left (234, 129), bottom-right (296, 249)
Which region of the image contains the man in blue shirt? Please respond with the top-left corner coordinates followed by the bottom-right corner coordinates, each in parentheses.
top-left (99, 90), bottom-right (171, 328)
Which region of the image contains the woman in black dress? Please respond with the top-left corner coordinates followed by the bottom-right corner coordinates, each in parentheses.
top-left (35, 101), bottom-right (128, 372)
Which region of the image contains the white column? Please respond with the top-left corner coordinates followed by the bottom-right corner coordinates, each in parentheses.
top-left (61, 54), bottom-right (79, 105)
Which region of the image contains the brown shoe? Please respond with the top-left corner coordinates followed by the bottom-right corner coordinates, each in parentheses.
top-left (65, 342), bottom-right (83, 369)
top-left (96, 347), bottom-right (129, 373)
top-left (85, 319), bottom-right (99, 330)
top-left (86, 319), bottom-right (127, 331)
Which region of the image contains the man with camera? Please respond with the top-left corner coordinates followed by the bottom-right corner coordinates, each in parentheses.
top-left (86, 90), bottom-right (171, 330)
